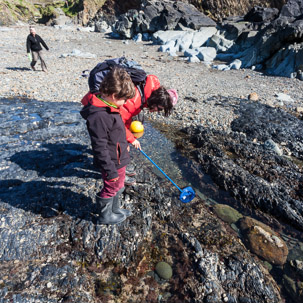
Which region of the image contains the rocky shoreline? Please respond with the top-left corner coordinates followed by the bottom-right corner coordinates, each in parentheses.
top-left (0, 24), bottom-right (303, 302)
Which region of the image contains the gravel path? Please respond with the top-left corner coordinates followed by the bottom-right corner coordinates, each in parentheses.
top-left (1, 24), bottom-right (303, 130)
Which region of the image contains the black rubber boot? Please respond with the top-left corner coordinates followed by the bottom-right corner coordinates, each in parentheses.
top-left (112, 187), bottom-right (132, 217)
top-left (126, 164), bottom-right (136, 176)
top-left (124, 175), bottom-right (136, 186)
top-left (96, 195), bottom-right (126, 225)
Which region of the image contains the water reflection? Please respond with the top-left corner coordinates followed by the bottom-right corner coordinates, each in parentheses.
top-left (131, 122), bottom-right (233, 205)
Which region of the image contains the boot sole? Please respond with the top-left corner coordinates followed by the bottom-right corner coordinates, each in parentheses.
top-left (126, 172), bottom-right (136, 177)
top-left (98, 217), bottom-right (126, 225)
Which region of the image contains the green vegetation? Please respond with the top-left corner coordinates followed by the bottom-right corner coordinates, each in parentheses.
top-left (0, 0), bottom-right (40, 24)
top-left (62, 0), bottom-right (83, 18)
top-left (39, 5), bottom-right (58, 18)
top-left (0, 0), bottom-right (107, 25)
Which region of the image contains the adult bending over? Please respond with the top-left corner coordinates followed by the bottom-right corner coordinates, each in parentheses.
top-left (120, 74), bottom-right (178, 150)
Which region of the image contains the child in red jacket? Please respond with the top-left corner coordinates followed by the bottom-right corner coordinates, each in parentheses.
top-left (80, 67), bottom-right (136, 225)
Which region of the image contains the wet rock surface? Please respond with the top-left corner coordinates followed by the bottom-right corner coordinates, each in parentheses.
top-left (239, 217), bottom-right (289, 265)
top-left (183, 100), bottom-right (303, 231)
top-left (0, 98), bottom-right (282, 302)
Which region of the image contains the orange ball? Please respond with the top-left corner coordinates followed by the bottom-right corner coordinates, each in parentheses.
top-left (130, 121), bottom-right (144, 133)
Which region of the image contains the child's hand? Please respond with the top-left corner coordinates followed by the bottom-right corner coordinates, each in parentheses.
top-left (132, 139), bottom-right (141, 150)
top-left (108, 177), bottom-right (119, 182)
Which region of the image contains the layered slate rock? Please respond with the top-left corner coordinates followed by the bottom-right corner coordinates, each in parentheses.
top-left (183, 99), bottom-right (303, 231)
top-left (244, 6), bottom-right (279, 23)
top-left (217, 0), bottom-right (303, 79)
top-left (113, 0), bottom-right (216, 39)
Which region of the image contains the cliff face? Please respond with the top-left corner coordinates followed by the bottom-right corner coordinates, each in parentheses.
top-left (0, 0), bottom-right (287, 26)
top-left (188, 0), bottom-right (287, 20)
top-left (76, 0), bottom-right (288, 25)
top-left (78, 0), bottom-right (106, 25)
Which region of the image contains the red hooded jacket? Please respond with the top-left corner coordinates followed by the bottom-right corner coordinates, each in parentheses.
top-left (119, 75), bottom-right (160, 143)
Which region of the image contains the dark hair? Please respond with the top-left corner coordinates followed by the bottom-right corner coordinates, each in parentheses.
top-left (147, 86), bottom-right (173, 116)
top-left (99, 67), bottom-right (136, 100)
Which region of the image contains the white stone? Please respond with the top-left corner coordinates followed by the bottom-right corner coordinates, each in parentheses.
top-left (188, 55), bottom-right (200, 63)
top-left (153, 30), bottom-right (184, 45)
top-left (229, 59), bottom-right (242, 70)
top-left (176, 32), bottom-right (194, 51)
top-left (196, 47), bottom-right (217, 62)
top-left (47, 282), bottom-right (52, 288)
top-left (190, 27), bottom-right (217, 49)
top-left (184, 48), bottom-right (199, 57)
top-left (206, 33), bottom-right (234, 52)
top-left (212, 64), bottom-right (230, 71)
top-left (159, 40), bottom-right (177, 52)
top-left (275, 93), bottom-right (294, 102)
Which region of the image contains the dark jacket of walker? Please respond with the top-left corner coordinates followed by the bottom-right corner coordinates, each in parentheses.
top-left (80, 93), bottom-right (130, 180)
top-left (26, 34), bottom-right (49, 53)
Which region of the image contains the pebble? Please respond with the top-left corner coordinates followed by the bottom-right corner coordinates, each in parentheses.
top-left (47, 282), bottom-right (52, 288)
top-left (248, 92), bottom-right (259, 101)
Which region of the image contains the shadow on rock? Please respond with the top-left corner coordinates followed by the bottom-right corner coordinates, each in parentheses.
top-left (0, 178), bottom-right (96, 220)
top-left (10, 142), bottom-right (100, 179)
top-left (6, 67), bottom-right (31, 71)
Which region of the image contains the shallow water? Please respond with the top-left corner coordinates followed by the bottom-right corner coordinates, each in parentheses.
top-left (131, 121), bottom-right (233, 205)
top-left (138, 121), bottom-right (302, 303)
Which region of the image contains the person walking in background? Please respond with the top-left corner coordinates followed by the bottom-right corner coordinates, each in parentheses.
top-left (26, 27), bottom-right (49, 72)
top-left (80, 67), bottom-right (136, 225)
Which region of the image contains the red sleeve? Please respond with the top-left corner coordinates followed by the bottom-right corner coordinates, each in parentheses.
top-left (120, 88), bottom-right (141, 125)
top-left (144, 75), bottom-right (161, 100)
top-left (125, 127), bottom-right (136, 143)
top-left (120, 87), bottom-right (143, 137)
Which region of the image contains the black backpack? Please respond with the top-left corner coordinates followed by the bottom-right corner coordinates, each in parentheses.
top-left (88, 57), bottom-right (147, 107)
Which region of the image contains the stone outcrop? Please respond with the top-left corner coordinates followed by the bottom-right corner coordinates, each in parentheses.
top-left (142, 0), bottom-right (303, 79)
top-left (239, 217), bottom-right (288, 265)
top-left (182, 99), bottom-right (303, 231)
top-left (216, 0), bottom-right (303, 79)
top-left (113, 0), bottom-right (216, 39)
top-left (139, 0), bottom-right (303, 79)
